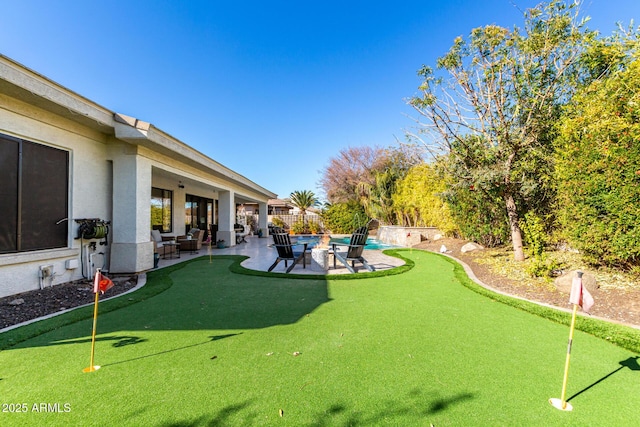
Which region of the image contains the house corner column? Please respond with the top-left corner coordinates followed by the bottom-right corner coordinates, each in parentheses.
top-left (258, 202), bottom-right (268, 236)
top-left (217, 190), bottom-right (235, 246)
top-left (109, 149), bottom-right (154, 272)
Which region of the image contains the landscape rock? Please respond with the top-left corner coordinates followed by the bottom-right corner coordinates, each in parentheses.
top-left (460, 242), bottom-right (484, 253)
top-left (433, 234), bottom-right (443, 241)
top-left (554, 270), bottom-right (599, 295)
top-left (0, 275), bottom-right (138, 330)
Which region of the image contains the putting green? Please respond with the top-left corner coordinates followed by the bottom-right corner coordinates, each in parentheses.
top-left (0, 250), bottom-right (638, 426)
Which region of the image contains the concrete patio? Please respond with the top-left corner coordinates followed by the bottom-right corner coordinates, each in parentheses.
top-left (157, 235), bottom-right (405, 274)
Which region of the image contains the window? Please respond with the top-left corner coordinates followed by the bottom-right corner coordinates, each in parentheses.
top-left (0, 133), bottom-right (69, 253)
top-left (151, 187), bottom-right (173, 233)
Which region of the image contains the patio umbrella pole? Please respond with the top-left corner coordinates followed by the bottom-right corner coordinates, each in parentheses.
top-left (83, 289), bottom-right (101, 373)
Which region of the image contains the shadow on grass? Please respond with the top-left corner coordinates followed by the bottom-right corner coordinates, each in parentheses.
top-left (47, 334), bottom-right (149, 347)
top-left (427, 392), bottom-right (474, 413)
top-left (2, 256), bottom-right (332, 350)
top-left (568, 356), bottom-right (640, 403)
top-left (156, 389), bottom-right (475, 426)
top-left (160, 400), bottom-right (253, 427)
top-left (102, 333), bottom-right (239, 367)
top-left (1, 252), bottom-right (415, 351)
top-left (19, 332), bottom-right (240, 368)
top-left (308, 389), bottom-right (476, 426)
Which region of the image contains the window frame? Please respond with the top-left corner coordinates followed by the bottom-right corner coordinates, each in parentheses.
top-left (151, 187), bottom-right (173, 233)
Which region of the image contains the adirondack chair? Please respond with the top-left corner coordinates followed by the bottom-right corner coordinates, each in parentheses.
top-left (332, 226), bottom-right (375, 273)
top-left (268, 228), bottom-right (308, 273)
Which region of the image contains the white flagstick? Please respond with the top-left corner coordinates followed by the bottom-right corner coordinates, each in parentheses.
top-left (549, 303), bottom-right (578, 411)
top-left (83, 269), bottom-right (102, 373)
top-left (550, 271), bottom-right (584, 411)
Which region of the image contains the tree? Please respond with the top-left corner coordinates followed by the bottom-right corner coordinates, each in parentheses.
top-left (320, 144), bottom-right (422, 225)
top-left (289, 190), bottom-right (319, 216)
top-left (555, 57), bottom-right (640, 268)
top-left (357, 169), bottom-right (398, 225)
top-left (408, 1), bottom-right (594, 261)
top-left (356, 145), bottom-right (423, 225)
top-left (318, 146), bottom-right (383, 204)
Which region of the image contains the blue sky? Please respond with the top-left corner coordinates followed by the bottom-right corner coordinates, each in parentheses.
top-left (1, 0), bottom-right (639, 200)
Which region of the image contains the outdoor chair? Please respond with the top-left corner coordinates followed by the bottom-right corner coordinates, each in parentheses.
top-left (150, 229), bottom-right (176, 256)
top-left (268, 227), bottom-right (308, 273)
top-left (177, 228), bottom-right (204, 254)
top-left (236, 224), bottom-right (250, 244)
top-left (332, 226), bottom-right (375, 273)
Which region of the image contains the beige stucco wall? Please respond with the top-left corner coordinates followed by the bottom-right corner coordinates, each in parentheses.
top-left (0, 93), bottom-right (113, 298)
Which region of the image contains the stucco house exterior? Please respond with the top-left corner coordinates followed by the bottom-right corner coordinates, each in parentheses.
top-left (0, 55), bottom-right (276, 298)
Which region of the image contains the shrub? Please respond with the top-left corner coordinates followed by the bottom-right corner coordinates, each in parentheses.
top-left (520, 212), bottom-right (550, 277)
top-left (520, 212), bottom-right (546, 259)
top-left (321, 202), bottom-right (368, 234)
top-left (393, 163), bottom-right (457, 234)
top-left (291, 219), bottom-right (307, 234)
top-left (308, 220), bottom-right (320, 234)
top-left (555, 59), bottom-right (640, 268)
top-left (444, 184), bottom-right (509, 247)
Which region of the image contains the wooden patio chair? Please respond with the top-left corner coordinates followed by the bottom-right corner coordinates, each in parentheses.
top-left (268, 227), bottom-right (308, 273)
top-left (332, 226), bottom-right (375, 273)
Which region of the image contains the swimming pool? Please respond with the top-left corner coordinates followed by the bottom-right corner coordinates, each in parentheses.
top-left (290, 236), bottom-right (397, 250)
top-left (328, 237), bottom-right (398, 250)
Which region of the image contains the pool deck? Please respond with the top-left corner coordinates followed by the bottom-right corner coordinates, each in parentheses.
top-left (158, 235), bottom-right (405, 275)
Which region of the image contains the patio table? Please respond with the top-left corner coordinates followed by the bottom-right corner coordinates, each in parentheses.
top-left (162, 242), bottom-right (181, 259)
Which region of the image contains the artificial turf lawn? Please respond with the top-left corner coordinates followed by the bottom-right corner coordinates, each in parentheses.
top-left (1, 250), bottom-right (639, 426)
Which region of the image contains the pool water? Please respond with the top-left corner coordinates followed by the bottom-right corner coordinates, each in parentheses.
top-left (292, 236), bottom-right (322, 246)
top-left (290, 235), bottom-right (398, 250)
top-left (328, 237), bottom-right (397, 250)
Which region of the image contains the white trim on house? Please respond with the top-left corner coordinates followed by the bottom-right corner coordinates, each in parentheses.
top-left (0, 55), bottom-right (276, 298)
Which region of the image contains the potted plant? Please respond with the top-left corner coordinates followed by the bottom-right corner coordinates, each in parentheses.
top-left (216, 239), bottom-right (226, 249)
top-left (257, 228), bottom-right (264, 238)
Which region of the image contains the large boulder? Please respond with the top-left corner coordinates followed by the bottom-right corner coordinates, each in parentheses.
top-left (460, 242), bottom-right (484, 253)
top-left (554, 270), bottom-right (599, 295)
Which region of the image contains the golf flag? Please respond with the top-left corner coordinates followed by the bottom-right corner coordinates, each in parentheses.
top-left (84, 268), bottom-right (111, 373)
top-left (93, 270), bottom-right (114, 294)
top-left (549, 271), bottom-right (594, 411)
top-left (569, 274), bottom-right (594, 313)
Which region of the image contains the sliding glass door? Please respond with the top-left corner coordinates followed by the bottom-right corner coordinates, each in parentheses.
top-left (185, 194), bottom-right (214, 238)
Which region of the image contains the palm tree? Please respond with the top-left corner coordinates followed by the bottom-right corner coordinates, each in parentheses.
top-left (289, 190), bottom-right (319, 216)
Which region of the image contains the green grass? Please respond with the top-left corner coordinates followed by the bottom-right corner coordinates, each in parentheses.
top-left (1, 250), bottom-right (639, 426)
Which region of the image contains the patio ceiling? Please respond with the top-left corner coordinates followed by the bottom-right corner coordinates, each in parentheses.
top-left (152, 167), bottom-right (265, 205)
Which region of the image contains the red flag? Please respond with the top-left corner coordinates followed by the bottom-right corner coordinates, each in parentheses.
top-left (569, 273), bottom-right (594, 313)
top-left (93, 270), bottom-right (114, 294)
